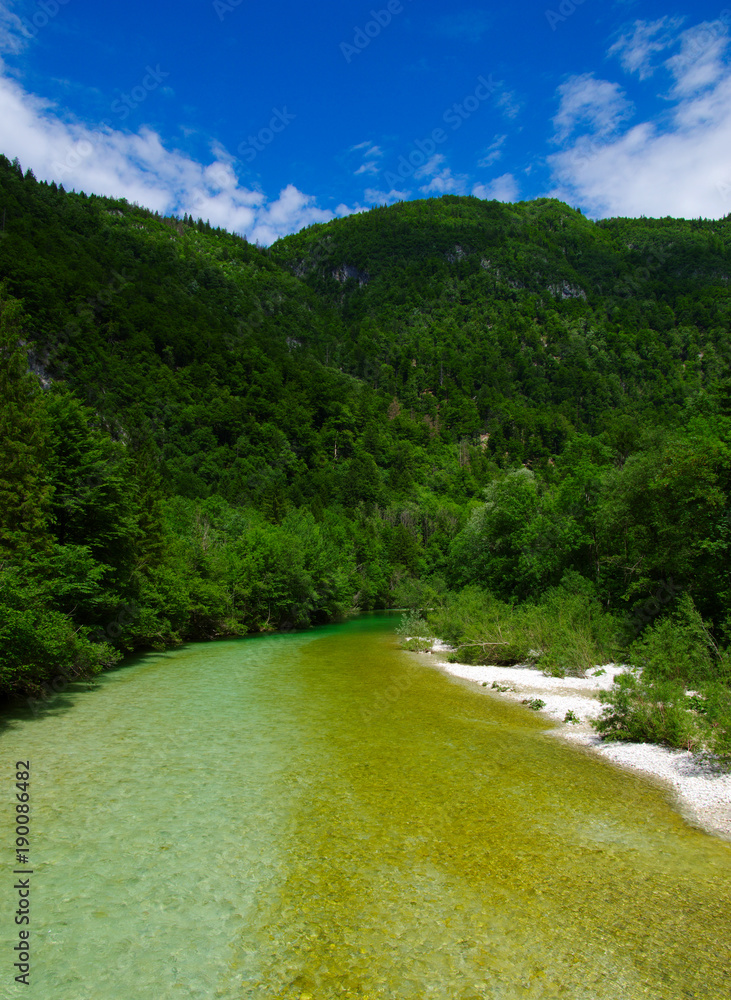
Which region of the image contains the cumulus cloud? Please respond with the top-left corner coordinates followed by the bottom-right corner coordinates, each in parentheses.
top-left (608, 18), bottom-right (683, 80)
top-left (403, 152), bottom-right (468, 195)
top-left (418, 169), bottom-right (468, 195)
top-left (335, 200), bottom-right (369, 215)
top-left (548, 18), bottom-right (731, 219)
top-left (363, 187), bottom-right (409, 205)
top-left (472, 173), bottom-right (519, 203)
top-left (0, 55), bottom-right (339, 244)
top-left (553, 74), bottom-right (634, 143)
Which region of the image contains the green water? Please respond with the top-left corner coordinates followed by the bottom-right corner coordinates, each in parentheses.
top-left (1, 614), bottom-right (730, 999)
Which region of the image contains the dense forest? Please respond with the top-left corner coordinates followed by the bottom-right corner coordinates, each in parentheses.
top-left (1, 152), bottom-right (729, 753)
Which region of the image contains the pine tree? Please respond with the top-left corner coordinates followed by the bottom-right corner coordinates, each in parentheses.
top-left (0, 287), bottom-right (51, 560)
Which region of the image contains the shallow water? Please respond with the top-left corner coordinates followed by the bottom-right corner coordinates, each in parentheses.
top-left (1, 613), bottom-right (730, 999)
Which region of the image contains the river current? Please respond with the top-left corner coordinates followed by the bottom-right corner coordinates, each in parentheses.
top-left (1, 613), bottom-right (729, 998)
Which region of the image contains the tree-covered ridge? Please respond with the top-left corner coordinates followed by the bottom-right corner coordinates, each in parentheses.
top-left (0, 154), bottom-right (730, 754)
top-left (271, 197), bottom-right (731, 448)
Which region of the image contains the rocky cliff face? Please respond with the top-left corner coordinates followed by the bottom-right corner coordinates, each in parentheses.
top-left (332, 263), bottom-right (369, 286)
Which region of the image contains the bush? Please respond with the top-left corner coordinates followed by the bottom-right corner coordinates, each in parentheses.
top-left (522, 698), bottom-right (546, 711)
top-left (690, 682), bottom-right (731, 759)
top-left (428, 589), bottom-right (532, 665)
top-left (396, 610), bottom-right (431, 652)
top-left (0, 572), bottom-right (120, 696)
top-left (629, 594), bottom-right (718, 686)
top-left (594, 671), bottom-right (697, 749)
top-left (426, 584), bottom-right (621, 674)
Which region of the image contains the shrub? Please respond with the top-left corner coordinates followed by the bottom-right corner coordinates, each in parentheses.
top-left (594, 671), bottom-right (697, 749)
top-left (629, 594), bottom-right (718, 687)
top-left (396, 610), bottom-right (431, 652)
top-left (522, 698), bottom-right (546, 710)
top-left (427, 584), bottom-right (621, 674)
top-left (0, 572), bottom-right (120, 696)
top-left (695, 681), bottom-right (731, 759)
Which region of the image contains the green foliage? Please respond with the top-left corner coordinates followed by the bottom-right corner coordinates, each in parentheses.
top-left (629, 594), bottom-right (721, 687)
top-left (595, 672), bottom-right (697, 749)
top-left (396, 609), bottom-right (431, 652)
top-left (0, 569), bottom-right (119, 696)
top-left (522, 698), bottom-right (546, 711)
top-left (0, 286), bottom-right (51, 558)
top-left (0, 157), bottom-right (730, 737)
top-left (427, 584), bottom-right (621, 675)
top-left (696, 682), bottom-right (731, 758)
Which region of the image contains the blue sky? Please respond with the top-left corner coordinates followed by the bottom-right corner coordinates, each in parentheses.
top-left (1, 0), bottom-right (730, 241)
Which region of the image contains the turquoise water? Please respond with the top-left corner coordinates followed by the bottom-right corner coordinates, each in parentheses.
top-left (1, 613), bottom-right (730, 998)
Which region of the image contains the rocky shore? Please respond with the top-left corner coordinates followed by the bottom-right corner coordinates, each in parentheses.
top-left (421, 641), bottom-right (731, 842)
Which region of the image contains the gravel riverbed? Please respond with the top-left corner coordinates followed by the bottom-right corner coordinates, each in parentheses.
top-left (421, 641), bottom-right (731, 842)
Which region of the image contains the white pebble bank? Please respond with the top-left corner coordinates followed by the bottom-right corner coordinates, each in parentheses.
top-left (421, 641), bottom-right (731, 841)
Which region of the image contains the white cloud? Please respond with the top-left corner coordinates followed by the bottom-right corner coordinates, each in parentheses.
top-left (553, 74), bottom-right (634, 143)
top-left (408, 153), bottom-right (468, 195)
top-left (419, 170), bottom-right (468, 195)
top-left (472, 173), bottom-right (519, 203)
top-left (478, 134), bottom-right (506, 168)
top-left (608, 18), bottom-right (683, 80)
top-left (548, 73), bottom-right (731, 219)
top-left (0, 56), bottom-right (335, 244)
top-left (413, 152), bottom-right (445, 179)
top-left (335, 201), bottom-right (369, 215)
top-left (350, 140), bottom-right (384, 178)
top-left (0, 3), bottom-right (27, 56)
top-left (354, 160), bottom-right (379, 175)
top-left (548, 17), bottom-right (731, 219)
top-left (666, 20), bottom-right (730, 96)
top-left (363, 187), bottom-right (409, 205)
top-left (496, 90), bottom-right (521, 120)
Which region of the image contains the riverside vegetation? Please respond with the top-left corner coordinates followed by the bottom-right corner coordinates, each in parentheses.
top-left (1, 152), bottom-right (730, 755)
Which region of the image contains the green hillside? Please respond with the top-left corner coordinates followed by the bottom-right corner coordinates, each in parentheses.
top-left (1, 154), bottom-right (730, 753)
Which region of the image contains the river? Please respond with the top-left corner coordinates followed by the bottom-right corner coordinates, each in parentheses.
top-left (1, 613), bottom-right (730, 998)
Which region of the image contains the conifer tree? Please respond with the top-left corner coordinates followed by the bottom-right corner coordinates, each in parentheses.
top-left (0, 287), bottom-right (51, 560)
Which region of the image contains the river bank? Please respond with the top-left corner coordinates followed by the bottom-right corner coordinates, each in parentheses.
top-left (419, 641), bottom-right (731, 842)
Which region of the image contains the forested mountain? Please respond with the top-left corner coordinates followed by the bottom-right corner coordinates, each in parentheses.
top-left (1, 152), bottom-right (730, 751)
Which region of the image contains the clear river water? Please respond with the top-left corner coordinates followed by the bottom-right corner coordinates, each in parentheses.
top-left (1, 613), bottom-right (730, 999)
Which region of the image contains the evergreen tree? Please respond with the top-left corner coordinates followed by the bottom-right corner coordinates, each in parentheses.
top-left (0, 287), bottom-right (51, 560)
